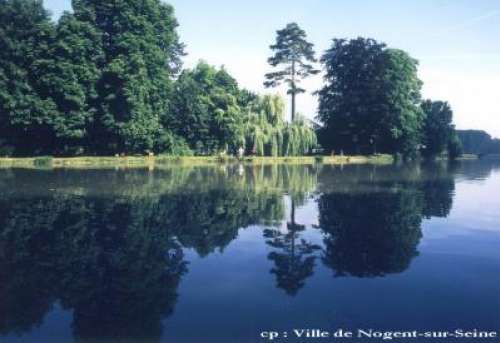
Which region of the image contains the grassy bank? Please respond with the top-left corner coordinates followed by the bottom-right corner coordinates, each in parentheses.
top-left (0, 154), bottom-right (394, 169)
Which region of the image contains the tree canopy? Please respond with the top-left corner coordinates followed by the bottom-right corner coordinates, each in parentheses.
top-left (0, 0), bottom-right (57, 155)
top-left (317, 38), bottom-right (424, 158)
top-left (37, 11), bottom-right (104, 155)
top-left (421, 100), bottom-right (459, 159)
top-left (72, 0), bottom-right (185, 154)
top-left (169, 62), bottom-right (244, 154)
top-left (169, 62), bottom-right (317, 156)
top-left (0, 0), bottom-right (185, 156)
top-left (316, 37), bottom-right (464, 159)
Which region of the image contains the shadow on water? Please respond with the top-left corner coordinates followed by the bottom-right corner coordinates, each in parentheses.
top-left (0, 160), bottom-right (498, 342)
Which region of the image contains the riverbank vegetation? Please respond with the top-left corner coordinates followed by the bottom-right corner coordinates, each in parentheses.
top-left (0, 154), bottom-right (393, 169)
top-left (1, 0), bottom-right (463, 161)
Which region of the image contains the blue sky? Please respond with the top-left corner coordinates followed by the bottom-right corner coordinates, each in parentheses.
top-left (44, 0), bottom-right (500, 137)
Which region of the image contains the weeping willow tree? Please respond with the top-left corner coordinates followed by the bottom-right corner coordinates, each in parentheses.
top-left (282, 115), bottom-right (318, 156)
top-left (242, 95), bottom-right (317, 156)
top-left (170, 62), bottom-right (316, 156)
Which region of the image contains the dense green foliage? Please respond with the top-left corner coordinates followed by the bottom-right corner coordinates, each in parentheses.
top-left (0, 0), bottom-right (57, 155)
top-left (243, 96), bottom-right (317, 156)
top-left (421, 100), bottom-right (462, 159)
top-left (457, 130), bottom-right (500, 155)
top-left (38, 11), bottom-right (103, 155)
top-left (264, 22), bottom-right (319, 122)
top-left (0, 1), bottom-right (475, 159)
top-left (74, 0), bottom-right (185, 154)
top-left (170, 62), bottom-right (317, 156)
top-left (0, 0), bottom-right (185, 156)
top-left (421, 100), bottom-right (452, 157)
top-left (316, 37), bottom-right (462, 160)
top-left (317, 38), bottom-right (425, 157)
top-left (169, 62), bottom-right (243, 154)
top-left (0, 1), bottom-right (316, 157)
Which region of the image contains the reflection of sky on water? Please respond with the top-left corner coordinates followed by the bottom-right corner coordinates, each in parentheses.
top-left (423, 167), bottom-right (500, 252)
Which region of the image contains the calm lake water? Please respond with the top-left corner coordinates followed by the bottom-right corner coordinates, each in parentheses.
top-left (1, 160), bottom-right (499, 343)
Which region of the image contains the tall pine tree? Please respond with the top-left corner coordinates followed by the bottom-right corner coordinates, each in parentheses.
top-left (264, 23), bottom-right (318, 122)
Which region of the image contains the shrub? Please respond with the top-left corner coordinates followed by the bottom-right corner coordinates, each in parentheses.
top-left (156, 133), bottom-right (194, 157)
top-left (34, 156), bottom-right (54, 168)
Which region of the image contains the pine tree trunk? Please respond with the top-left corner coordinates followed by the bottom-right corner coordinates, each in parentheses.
top-left (291, 60), bottom-right (296, 123)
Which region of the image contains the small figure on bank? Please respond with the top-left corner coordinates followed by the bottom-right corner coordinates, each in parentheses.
top-left (238, 146), bottom-right (245, 160)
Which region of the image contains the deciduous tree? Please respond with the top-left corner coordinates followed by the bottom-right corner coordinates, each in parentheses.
top-left (0, 0), bottom-right (57, 155)
top-left (72, 0), bottom-right (185, 153)
top-left (317, 38), bottom-right (424, 158)
top-left (36, 12), bottom-right (104, 155)
top-left (421, 100), bottom-right (454, 159)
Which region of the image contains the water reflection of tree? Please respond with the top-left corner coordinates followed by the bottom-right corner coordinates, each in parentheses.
top-left (0, 161), bottom-right (466, 339)
top-left (170, 189), bottom-right (284, 257)
top-left (0, 199), bottom-right (60, 336)
top-left (317, 163), bottom-right (457, 278)
top-left (55, 198), bottom-right (188, 343)
top-left (0, 164), bottom-right (319, 341)
top-left (264, 196), bottom-right (321, 296)
top-left (0, 197), bottom-right (187, 343)
top-left (318, 190), bottom-right (423, 277)
top-left (0, 191), bottom-right (283, 341)
top-left (420, 163), bottom-right (456, 218)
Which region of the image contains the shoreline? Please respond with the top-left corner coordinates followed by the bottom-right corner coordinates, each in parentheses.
top-left (0, 155), bottom-right (395, 169)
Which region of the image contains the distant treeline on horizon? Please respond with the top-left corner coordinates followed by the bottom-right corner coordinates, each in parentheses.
top-left (457, 130), bottom-right (500, 156)
top-left (0, 0), bottom-right (467, 160)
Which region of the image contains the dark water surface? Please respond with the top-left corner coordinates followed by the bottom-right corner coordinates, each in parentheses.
top-left (1, 160), bottom-right (499, 343)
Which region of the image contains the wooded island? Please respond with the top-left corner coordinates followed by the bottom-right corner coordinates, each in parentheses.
top-left (0, 0), bottom-right (476, 161)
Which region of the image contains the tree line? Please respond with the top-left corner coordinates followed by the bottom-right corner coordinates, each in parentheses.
top-left (456, 130), bottom-right (500, 156)
top-left (0, 0), bottom-right (461, 159)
